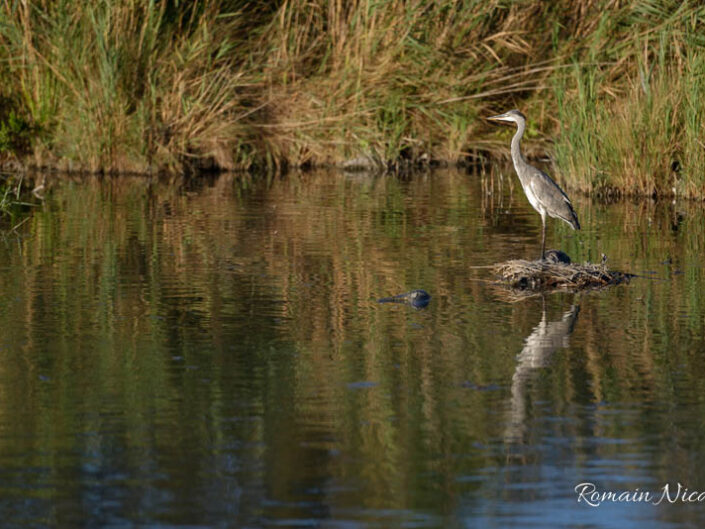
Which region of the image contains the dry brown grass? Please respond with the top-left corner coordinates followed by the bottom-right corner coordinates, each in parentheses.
top-left (0, 0), bottom-right (704, 189)
top-left (492, 258), bottom-right (632, 291)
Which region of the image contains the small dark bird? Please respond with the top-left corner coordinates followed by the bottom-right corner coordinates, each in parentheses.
top-left (377, 289), bottom-right (430, 309)
top-left (544, 249), bottom-right (571, 264)
top-left (487, 110), bottom-right (580, 260)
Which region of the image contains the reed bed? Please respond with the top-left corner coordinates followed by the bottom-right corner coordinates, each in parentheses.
top-left (0, 0), bottom-right (703, 197)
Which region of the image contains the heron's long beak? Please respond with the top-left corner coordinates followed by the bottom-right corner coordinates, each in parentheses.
top-left (487, 113), bottom-right (513, 122)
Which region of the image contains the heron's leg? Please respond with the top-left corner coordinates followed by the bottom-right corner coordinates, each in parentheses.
top-left (540, 214), bottom-right (546, 261)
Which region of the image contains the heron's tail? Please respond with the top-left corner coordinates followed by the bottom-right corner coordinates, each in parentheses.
top-left (557, 201), bottom-right (580, 230)
top-left (569, 206), bottom-right (580, 230)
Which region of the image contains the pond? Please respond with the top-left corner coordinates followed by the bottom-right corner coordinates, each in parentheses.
top-left (1, 168), bottom-right (704, 528)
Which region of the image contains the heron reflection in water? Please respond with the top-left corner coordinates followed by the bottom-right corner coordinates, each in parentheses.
top-left (505, 299), bottom-right (580, 443)
top-left (487, 110), bottom-right (580, 260)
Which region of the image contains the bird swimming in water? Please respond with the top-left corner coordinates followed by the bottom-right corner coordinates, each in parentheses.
top-left (487, 109), bottom-right (580, 260)
top-left (377, 289), bottom-right (431, 309)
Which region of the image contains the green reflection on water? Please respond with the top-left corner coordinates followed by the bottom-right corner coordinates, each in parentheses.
top-left (0, 169), bottom-right (704, 527)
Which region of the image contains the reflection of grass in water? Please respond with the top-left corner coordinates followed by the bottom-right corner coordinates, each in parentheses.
top-left (3, 171), bottom-right (705, 519)
top-left (21, 174), bottom-right (705, 370)
top-left (0, 174), bottom-right (39, 227)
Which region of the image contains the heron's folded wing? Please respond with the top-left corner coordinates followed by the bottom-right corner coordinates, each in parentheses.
top-left (529, 169), bottom-right (580, 229)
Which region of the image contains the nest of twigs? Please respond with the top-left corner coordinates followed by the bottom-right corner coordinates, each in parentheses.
top-left (493, 258), bottom-right (632, 291)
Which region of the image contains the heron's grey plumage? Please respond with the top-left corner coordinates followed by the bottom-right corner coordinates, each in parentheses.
top-left (488, 109), bottom-right (580, 260)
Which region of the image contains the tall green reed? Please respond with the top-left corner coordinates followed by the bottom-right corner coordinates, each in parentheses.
top-left (0, 0), bottom-right (259, 172)
top-left (0, 0), bottom-right (703, 199)
top-left (551, 1), bottom-right (705, 197)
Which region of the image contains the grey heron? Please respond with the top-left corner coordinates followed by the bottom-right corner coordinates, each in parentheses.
top-left (488, 109), bottom-right (580, 260)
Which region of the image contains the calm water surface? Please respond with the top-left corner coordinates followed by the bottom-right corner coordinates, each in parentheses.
top-left (1, 168), bottom-right (705, 528)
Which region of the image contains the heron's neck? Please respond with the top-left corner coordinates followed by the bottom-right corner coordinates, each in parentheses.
top-left (511, 119), bottom-right (529, 176)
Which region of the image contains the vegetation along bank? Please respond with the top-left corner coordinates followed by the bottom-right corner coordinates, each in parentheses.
top-left (0, 1), bottom-right (704, 197)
